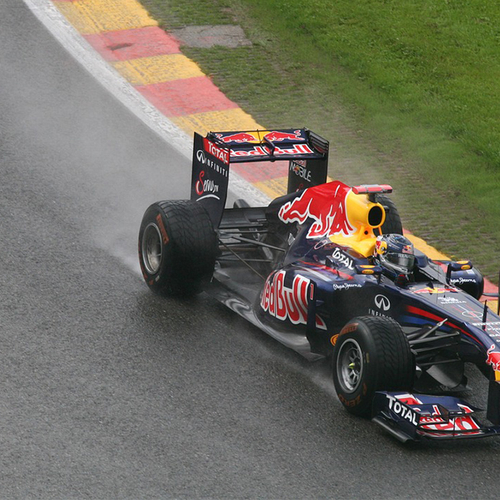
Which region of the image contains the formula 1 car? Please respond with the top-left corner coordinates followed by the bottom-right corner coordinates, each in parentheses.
top-left (139, 128), bottom-right (500, 442)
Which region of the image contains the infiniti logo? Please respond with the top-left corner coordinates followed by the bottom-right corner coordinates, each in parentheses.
top-left (374, 294), bottom-right (391, 311)
top-left (196, 149), bottom-right (206, 164)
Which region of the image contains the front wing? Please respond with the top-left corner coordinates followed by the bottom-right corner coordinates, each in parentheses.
top-left (372, 392), bottom-right (500, 441)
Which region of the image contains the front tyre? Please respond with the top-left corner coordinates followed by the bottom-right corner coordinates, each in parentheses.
top-left (138, 200), bottom-right (217, 297)
top-left (332, 316), bottom-right (414, 416)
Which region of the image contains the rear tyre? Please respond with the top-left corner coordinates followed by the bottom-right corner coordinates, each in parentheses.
top-left (138, 200), bottom-right (217, 297)
top-left (374, 194), bottom-right (403, 235)
top-left (332, 316), bottom-right (414, 417)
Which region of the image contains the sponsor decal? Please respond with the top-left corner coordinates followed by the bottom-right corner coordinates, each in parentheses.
top-left (369, 294), bottom-right (392, 318)
top-left (339, 323), bottom-right (358, 336)
top-left (394, 394), bottom-right (423, 406)
top-left (290, 160), bottom-right (312, 182)
top-left (196, 149), bottom-right (229, 178)
top-left (386, 394), bottom-right (420, 426)
top-left (332, 283), bottom-right (362, 291)
top-left (203, 137), bottom-right (230, 165)
top-left (420, 415), bottom-right (481, 433)
top-left (338, 392), bottom-right (364, 407)
top-left (486, 344), bottom-right (500, 371)
top-left (231, 143), bottom-right (315, 158)
top-left (437, 296), bottom-right (466, 305)
top-left (331, 248), bottom-right (355, 270)
top-left (472, 321), bottom-right (500, 329)
top-left (450, 277), bottom-right (476, 285)
top-left (374, 294), bottom-right (391, 311)
top-left (155, 214), bottom-right (169, 245)
top-left (264, 129), bottom-right (304, 142)
top-left (278, 181), bottom-right (354, 239)
top-left (389, 396), bottom-right (482, 435)
top-left (214, 132), bottom-right (257, 143)
top-left (260, 270), bottom-right (326, 329)
top-left (195, 171), bottom-right (220, 200)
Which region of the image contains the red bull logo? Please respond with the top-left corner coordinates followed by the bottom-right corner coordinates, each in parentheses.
top-left (278, 181), bottom-right (354, 238)
top-left (214, 132), bottom-right (258, 144)
top-left (393, 394), bottom-right (423, 406)
top-left (260, 270), bottom-right (326, 329)
top-left (486, 344), bottom-right (500, 370)
top-left (230, 143), bottom-right (314, 158)
top-left (263, 130), bottom-right (304, 142)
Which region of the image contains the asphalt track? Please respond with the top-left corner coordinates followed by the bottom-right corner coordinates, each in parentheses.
top-left (2, 1), bottom-right (500, 498)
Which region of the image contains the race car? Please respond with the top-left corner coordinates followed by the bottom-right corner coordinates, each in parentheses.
top-left (138, 128), bottom-right (500, 442)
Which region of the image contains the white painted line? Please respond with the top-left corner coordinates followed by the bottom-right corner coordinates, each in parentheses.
top-left (23, 0), bottom-right (271, 207)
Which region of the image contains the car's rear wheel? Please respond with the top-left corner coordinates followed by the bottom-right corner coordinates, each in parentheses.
top-left (374, 194), bottom-right (402, 235)
top-left (138, 200), bottom-right (217, 296)
top-left (332, 316), bottom-right (414, 416)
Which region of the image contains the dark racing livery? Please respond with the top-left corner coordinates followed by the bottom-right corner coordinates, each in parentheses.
top-left (139, 128), bottom-right (500, 442)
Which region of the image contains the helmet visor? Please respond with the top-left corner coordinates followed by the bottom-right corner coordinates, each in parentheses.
top-left (386, 252), bottom-right (415, 271)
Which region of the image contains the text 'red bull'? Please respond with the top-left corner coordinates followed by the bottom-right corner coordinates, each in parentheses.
top-left (261, 270), bottom-right (326, 329)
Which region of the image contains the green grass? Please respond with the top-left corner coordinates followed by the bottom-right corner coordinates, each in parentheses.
top-left (139, 0), bottom-right (500, 281)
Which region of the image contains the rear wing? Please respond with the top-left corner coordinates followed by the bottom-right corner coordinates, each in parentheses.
top-left (190, 128), bottom-right (329, 227)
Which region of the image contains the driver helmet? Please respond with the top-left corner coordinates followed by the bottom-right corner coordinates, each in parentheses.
top-left (373, 234), bottom-right (415, 277)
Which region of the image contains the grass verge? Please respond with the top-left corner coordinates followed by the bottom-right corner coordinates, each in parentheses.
top-left (139, 0), bottom-right (500, 281)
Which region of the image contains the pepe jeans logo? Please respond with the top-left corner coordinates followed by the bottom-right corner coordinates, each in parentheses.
top-left (374, 294), bottom-right (391, 311)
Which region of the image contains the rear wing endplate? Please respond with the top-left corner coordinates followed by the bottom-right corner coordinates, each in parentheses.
top-left (190, 129), bottom-right (329, 227)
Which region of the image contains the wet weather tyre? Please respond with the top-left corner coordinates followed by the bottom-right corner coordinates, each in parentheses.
top-left (332, 316), bottom-right (414, 417)
top-left (138, 200), bottom-right (217, 297)
top-left (374, 194), bottom-right (403, 235)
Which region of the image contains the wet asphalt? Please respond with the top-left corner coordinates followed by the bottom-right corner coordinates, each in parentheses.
top-left (1, 2), bottom-right (500, 498)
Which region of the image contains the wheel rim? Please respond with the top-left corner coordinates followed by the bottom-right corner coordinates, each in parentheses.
top-left (337, 339), bottom-right (363, 393)
top-left (142, 223), bottom-right (163, 274)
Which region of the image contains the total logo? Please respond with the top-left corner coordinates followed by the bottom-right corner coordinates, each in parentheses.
top-left (260, 270), bottom-right (326, 329)
top-left (195, 171), bottom-right (220, 201)
top-left (203, 137), bottom-right (229, 165)
top-left (331, 248), bottom-right (354, 270)
top-left (386, 394), bottom-right (419, 426)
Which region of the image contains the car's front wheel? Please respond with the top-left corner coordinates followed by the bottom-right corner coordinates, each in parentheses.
top-left (332, 316), bottom-right (414, 416)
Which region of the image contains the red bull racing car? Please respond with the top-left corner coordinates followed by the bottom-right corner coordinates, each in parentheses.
top-left (139, 128), bottom-right (500, 442)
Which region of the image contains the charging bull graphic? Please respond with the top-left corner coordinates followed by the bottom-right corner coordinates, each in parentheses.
top-left (278, 181), bottom-right (355, 238)
top-left (263, 130), bottom-right (304, 142)
top-left (486, 344), bottom-right (500, 371)
top-left (215, 132), bottom-right (257, 143)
